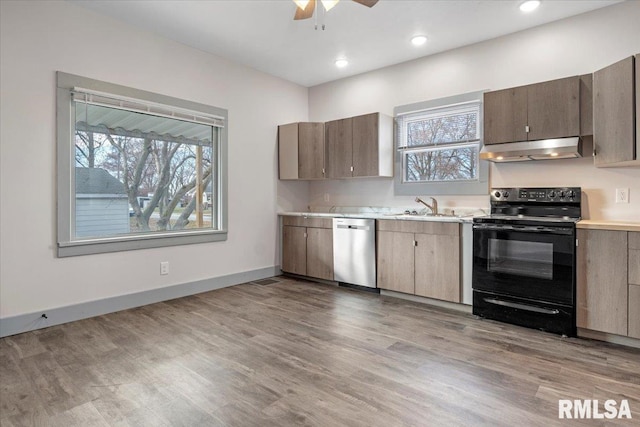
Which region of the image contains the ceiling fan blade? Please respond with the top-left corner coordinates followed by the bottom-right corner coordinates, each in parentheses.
top-left (352, 0), bottom-right (378, 7)
top-left (294, 0), bottom-right (316, 20)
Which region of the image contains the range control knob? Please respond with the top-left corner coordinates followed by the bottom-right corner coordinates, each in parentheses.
top-left (567, 190), bottom-right (576, 198)
top-left (503, 191), bottom-right (510, 198)
top-left (548, 191), bottom-right (556, 198)
top-left (559, 190), bottom-right (566, 198)
top-left (494, 191), bottom-right (501, 198)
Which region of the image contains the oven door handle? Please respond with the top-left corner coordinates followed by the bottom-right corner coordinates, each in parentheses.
top-left (473, 224), bottom-right (573, 235)
top-left (483, 298), bottom-right (560, 315)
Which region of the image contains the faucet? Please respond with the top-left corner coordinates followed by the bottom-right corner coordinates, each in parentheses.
top-left (415, 197), bottom-right (438, 215)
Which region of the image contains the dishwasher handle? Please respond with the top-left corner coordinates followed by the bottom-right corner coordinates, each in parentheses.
top-left (336, 224), bottom-right (371, 231)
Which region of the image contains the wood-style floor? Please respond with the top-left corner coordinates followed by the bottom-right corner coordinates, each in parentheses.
top-left (1, 276), bottom-right (639, 426)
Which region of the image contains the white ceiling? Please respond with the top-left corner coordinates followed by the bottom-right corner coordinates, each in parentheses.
top-left (70, 0), bottom-right (621, 87)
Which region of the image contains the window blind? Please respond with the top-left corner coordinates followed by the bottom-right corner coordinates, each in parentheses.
top-left (396, 101), bottom-right (480, 150)
top-left (72, 88), bottom-right (225, 128)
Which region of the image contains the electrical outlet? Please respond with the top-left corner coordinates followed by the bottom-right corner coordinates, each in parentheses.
top-left (615, 188), bottom-right (630, 204)
top-left (160, 261), bottom-right (170, 275)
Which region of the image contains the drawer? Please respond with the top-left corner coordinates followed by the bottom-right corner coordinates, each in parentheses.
top-left (282, 216), bottom-right (332, 229)
top-left (376, 219), bottom-right (459, 236)
top-left (629, 232), bottom-right (640, 250)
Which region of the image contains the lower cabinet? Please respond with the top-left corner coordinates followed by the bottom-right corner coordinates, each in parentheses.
top-left (377, 231), bottom-right (415, 294)
top-left (628, 232), bottom-right (640, 339)
top-left (577, 229), bottom-right (639, 339)
top-left (377, 220), bottom-right (460, 303)
top-left (281, 216), bottom-right (333, 281)
top-left (629, 285), bottom-right (640, 339)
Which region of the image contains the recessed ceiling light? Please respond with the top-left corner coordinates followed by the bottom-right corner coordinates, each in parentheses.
top-left (335, 58), bottom-right (349, 68)
top-left (520, 0), bottom-right (540, 12)
top-left (411, 35), bottom-right (428, 46)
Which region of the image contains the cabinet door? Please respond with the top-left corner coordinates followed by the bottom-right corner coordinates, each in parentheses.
top-left (414, 233), bottom-right (460, 302)
top-left (629, 285), bottom-right (640, 339)
top-left (630, 232), bottom-right (640, 286)
top-left (576, 229), bottom-right (628, 335)
top-left (377, 231), bottom-right (415, 294)
top-left (593, 56), bottom-right (635, 166)
top-left (298, 123), bottom-right (325, 180)
top-left (483, 88), bottom-right (527, 145)
top-left (278, 123), bottom-right (299, 180)
top-left (325, 118), bottom-right (353, 178)
top-left (352, 113), bottom-right (379, 177)
top-left (306, 227), bottom-right (333, 281)
top-left (629, 232), bottom-right (640, 339)
top-left (282, 226), bottom-right (307, 276)
top-left (527, 76), bottom-right (580, 141)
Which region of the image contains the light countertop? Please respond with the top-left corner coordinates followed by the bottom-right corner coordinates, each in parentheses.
top-left (278, 211), bottom-right (477, 223)
top-left (577, 220), bottom-right (640, 232)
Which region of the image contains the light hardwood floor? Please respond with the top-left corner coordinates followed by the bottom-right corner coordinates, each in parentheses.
top-left (1, 276), bottom-right (639, 426)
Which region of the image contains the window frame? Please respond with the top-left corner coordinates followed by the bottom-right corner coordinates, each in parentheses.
top-left (393, 90), bottom-right (489, 196)
top-left (56, 72), bottom-right (228, 257)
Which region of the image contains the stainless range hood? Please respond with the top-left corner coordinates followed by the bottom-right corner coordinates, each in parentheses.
top-left (480, 137), bottom-right (583, 162)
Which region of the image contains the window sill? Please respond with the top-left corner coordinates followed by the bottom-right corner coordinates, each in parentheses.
top-left (57, 230), bottom-right (228, 257)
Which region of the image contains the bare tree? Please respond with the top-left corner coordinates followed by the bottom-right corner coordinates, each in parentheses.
top-left (405, 112), bottom-right (477, 181)
top-left (92, 130), bottom-right (212, 232)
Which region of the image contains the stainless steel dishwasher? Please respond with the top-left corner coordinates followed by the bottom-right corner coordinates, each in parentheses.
top-left (333, 218), bottom-right (377, 289)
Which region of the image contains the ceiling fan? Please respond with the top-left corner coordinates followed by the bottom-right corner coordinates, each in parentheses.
top-left (293, 0), bottom-right (379, 20)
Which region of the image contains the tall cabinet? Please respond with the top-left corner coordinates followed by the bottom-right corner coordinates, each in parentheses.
top-left (592, 55), bottom-right (640, 167)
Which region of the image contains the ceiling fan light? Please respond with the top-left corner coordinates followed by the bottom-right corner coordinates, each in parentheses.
top-left (335, 58), bottom-right (349, 68)
top-left (294, 0), bottom-right (310, 10)
top-left (411, 35), bottom-right (427, 46)
top-left (321, 0), bottom-right (339, 11)
top-left (519, 0), bottom-right (541, 12)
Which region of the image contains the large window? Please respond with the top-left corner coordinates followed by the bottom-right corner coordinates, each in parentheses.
top-left (393, 91), bottom-right (488, 196)
top-left (57, 72), bottom-right (228, 257)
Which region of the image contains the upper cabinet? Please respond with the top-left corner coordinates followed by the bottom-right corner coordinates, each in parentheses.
top-left (325, 118), bottom-right (353, 178)
top-left (325, 112), bottom-right (393, 179)
top-left (593, 55), bottom-right (640, 167)
top-left (278, 122), bottom-right (325, 180)
top-left (278, 113), bottom-right (393, 180)
top-left (484, 76), bottom-right (584, 145)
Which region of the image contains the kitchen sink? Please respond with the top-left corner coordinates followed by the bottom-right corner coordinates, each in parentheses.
top-left (385, 212), bottom-right (458, 218)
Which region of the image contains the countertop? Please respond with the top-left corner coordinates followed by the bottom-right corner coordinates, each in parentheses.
top-left (278, 211), bottom-right (476, 223)
top-left (577, 220), bottom-right (640, 232)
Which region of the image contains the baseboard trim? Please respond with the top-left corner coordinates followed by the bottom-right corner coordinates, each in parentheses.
top-left (380, 290), bottom-right (473, 314)
top-left (577, 328), bottom-right (640, 349)
top-left (0, 266), bottom-right (281, 338)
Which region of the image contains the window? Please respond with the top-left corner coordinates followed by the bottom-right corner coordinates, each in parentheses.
top-left (57, 72), bottom-right (228, 256)
top-left (393, 91), bottom-right (488, 196)
top-left (399, 104), bottom-right (480, 183)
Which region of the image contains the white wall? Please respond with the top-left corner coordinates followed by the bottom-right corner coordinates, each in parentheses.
top-left (308, 1), bottom-right (640, 221)
top-left (0, 0), bottom-right (309, 318)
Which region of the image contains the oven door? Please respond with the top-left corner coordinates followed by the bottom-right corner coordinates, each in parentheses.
top-left (472, 223), bottom-right (575, 305)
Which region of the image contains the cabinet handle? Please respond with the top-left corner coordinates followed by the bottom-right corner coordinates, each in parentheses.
top-left (350, 166), bottom-right (354, 172)
top-left (413, 240), bottom-right (417, 247)
top-left (304, 232), bottom-right (307, 238)
top-left (525, 125), bottom-right (530, 133)
top-left (322, 168), bottom-right (325, 175)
